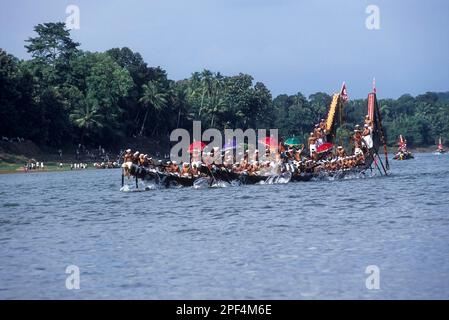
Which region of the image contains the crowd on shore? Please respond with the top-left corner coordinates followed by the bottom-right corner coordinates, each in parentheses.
top-left (21, 161), bottom-right (120, 172)
top-left (2, 136), bottom-right (26, 143)
top-left (24, 161), bottom-right (45, 171)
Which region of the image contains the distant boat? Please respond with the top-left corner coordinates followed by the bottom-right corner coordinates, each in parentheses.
top-left (435, 137), bottom-right (446, 154)
top-left (393, 135), bottom-right (414, 160)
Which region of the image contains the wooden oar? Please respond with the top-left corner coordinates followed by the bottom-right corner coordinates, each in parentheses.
top-left (362, 140), bottom-right (383, 175)
top-left (202, 164), bottom-right (217, 186)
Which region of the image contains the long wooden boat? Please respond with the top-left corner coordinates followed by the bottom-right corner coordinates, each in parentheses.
top-left (122, 83), bottom-right (389, 188)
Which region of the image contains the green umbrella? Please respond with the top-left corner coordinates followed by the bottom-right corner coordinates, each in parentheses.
top-left (284, 137), bottom-right (301, 147)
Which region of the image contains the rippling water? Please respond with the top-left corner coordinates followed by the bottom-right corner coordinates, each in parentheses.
top-left (1, 153), bottom-right (449, 299)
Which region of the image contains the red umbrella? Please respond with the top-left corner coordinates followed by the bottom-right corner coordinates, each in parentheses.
top-left (259, 137), bottom-right (278, 148)
top-left (188, 141), bottom-right (206, 154)
top-left (316, 142), bottom-right (333, 153)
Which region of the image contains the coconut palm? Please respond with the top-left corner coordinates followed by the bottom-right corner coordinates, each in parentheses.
top-left (209, 97), bottom-right (227, 127)
top-left (198, 69), bottom-right (214, 117)
top-left (69, 104), bottom-right (104, 143)
top-left (138, 81), bottom-right (167, 136)
top-left (173, 87), bottom-right (189, 128)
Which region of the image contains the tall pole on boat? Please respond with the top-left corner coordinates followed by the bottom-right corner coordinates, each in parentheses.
top-left (374, 95), bottom-right (390, 171)
top-left (375, 152), bottom-right (388, 175)
top-left (363, 139), bottom-right (384, 175)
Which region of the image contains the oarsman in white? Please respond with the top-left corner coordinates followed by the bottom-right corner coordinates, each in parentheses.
top-left (252, 149), bottom-right (259, 163)
top-left (362, 124), bottom-right (373, 149)
top-left (121, 149), bottom-right (133, 176)
top-left (308, 132), bottom-right (317, 160)
top-left (353, 128), bottom-right (363, 156)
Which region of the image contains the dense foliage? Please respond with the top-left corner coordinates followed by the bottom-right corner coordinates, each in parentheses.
top-left (1, 23), bottom-right (448, 148)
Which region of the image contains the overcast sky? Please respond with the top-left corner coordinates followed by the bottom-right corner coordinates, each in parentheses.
top-left (1, 0), bottom-right (448, 98)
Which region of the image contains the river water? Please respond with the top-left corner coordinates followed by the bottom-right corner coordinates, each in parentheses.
top-left (0, 153), bottom-right (448, 299)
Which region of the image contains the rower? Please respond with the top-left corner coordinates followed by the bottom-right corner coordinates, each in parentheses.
top-left (253, 149), bottom-right (259, 162)
top-left (166, 161), bottom-right (172, 172)
top-left (241, 154), bottom-right (249, 171)
top-left (287, 148), bottom-right (294, 161)
top-left (207, 148), bottom-right (215, 165)
top-left (308, 132), bottom-right (317, 160)
top-left (213, 147), bottom-right (220, 164)
top-left (362, 124), bottom-right (373, 150)
top-left (181, 163), bottom-right (190, 177)
top-left (132, 151), bottom-right (140, 165)
top-left (156, 160), bottom-right (164, 172)
top-left (265, 147), bottom-right (271, 158)
top-left (319, 118), bottom-right (326, 132)
top-left (353, 128), bottom-right (363, 155)
top-left (172, 161), bottom-right (180, 174)
top-left (330, 159), bottom-right (338, 171)
top-left (364, 115), bottom-right (373, 128)
top-left (293, 147), bottom-right (302, 162)
top-left (203, 151), bottom-right (212, 166)
top-left (356, 152), bottom-right (365, 164)
top-left (313, 123), bottom-right (319, 134)
top-left (279, 141), bottom-right (286, 153)
top-left (139, 153), bottom-right (146, 166)
top-left (190, 163), bottom-right (199, 176)
top-left (254, 161), bottom-right (260, 173)
top-left (123, 149), bottom-right (132, 162)
top-left (336, 146), bottom-right (346, 159)
top-left (143, 154), bottom-right (151, 168)
top-left (121, 149), bottom-right (134, 177)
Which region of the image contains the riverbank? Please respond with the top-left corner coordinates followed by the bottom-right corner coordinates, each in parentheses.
top-left (0, 136), bottom-right (172, 174)
top-left (0, 163), bottom-right (99, 174)
top-left (0, 148), bottom-right (91, 174)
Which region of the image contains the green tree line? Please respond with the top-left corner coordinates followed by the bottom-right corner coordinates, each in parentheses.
top-left (1, 22), bottom-right (448, 148)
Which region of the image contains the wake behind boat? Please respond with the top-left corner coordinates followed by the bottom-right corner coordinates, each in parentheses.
top-left (120, 83), bottom-right (389, 190)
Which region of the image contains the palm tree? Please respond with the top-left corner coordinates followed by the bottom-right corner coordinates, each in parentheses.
top-left (138, 81), bottom-right (167, 136)
top-left (173, 87), bottom-right (188, 129)
top-left (198, 69), bottom-right (213, 117)
top-left (69, 104), bottom-right (104, 143)
top-left (209, 74), bottom-right (225, 127)
top-left (210, 97), bottom-right (226, 127)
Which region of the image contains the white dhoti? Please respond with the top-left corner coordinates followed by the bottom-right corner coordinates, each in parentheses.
top-left (355, 147), bottom-right (362, 155)
top-left (310, 144), bottom-right (316, 153)
top-left (121, 161), bottom-right (133, 169)
top-left (363, 135), bottom-right (373, 149)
